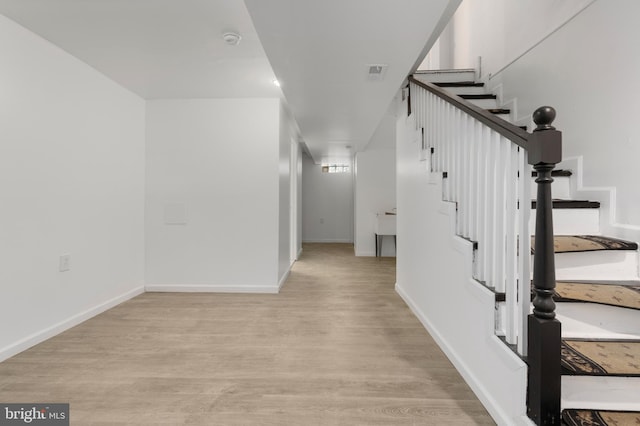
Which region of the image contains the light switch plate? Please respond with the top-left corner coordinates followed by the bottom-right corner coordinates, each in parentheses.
top-left (59, 254), bottom-right (71, 272)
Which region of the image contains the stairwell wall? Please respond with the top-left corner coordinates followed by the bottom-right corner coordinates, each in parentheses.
top-left (0, 15), bottom-right (145, 360)
top-left (441, 0), bottom-right (640, 240)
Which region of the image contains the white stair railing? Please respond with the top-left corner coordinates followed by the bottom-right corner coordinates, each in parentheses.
top-left (410, 78), bottom-right (560, 357)
top-left (409, 76), bottom-right (563, 425)
top-left (411, 79), bottom-right (531, 353)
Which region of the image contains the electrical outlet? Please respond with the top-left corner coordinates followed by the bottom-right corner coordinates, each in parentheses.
top-left (59, 254), bottom-right (71, 272)
top-left (319, 218), bottom-right (324, 224)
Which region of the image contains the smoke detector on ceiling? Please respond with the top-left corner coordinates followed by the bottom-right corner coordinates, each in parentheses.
top-left (222, 32), bottom-right (242, 46)
top-left (367, 64), bottom-right (388, 81)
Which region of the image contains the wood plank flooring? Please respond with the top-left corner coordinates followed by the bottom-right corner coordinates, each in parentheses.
top-left (0, 243), bottom-right (495, 425)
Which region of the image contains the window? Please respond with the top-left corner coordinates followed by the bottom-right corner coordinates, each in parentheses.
top-left (321, 164), bottom-right (350, 174)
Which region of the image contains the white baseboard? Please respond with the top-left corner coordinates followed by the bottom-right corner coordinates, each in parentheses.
top-left (297, 247), bottom-right (303, 259)
top-left (145, 284), bottom-right (279, 294)
top-left (0, 285), bottom-right (144, 363)
top-left (395, 282), bottom-right (529, 426)
top-left (278, 267), bottom-right (291, 291)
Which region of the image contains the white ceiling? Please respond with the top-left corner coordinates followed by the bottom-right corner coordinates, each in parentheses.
top-left (0, 0), bottom-right (459, 163)
top-left (0, 0), bottom-right (281, 99)
top-left (245, 0), bottom-right (458, 162)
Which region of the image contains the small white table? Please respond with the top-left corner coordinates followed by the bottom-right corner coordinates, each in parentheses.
top-left (375, 214), bottom-right (396, 257)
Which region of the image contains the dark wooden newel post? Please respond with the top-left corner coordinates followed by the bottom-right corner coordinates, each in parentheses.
top-left (527, 106), bottom-right (562, 426)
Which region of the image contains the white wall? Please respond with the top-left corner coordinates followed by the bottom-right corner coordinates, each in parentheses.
top-left (296, 146), bottom-right (303, 253)
top-left (0, 15), bottom-right (145, 360)
top-left (443, 0), bottom-right (640, 239)
top-left (394, 93), bottom-right (529, 425)
top-left (301, 154), bottom-right (354, 243)
top-left (145, 98), bottom-right (283, 292)
top-left (441, 0), bottom-right (594, 77)
top-left (278, 102), bottom-right (292, 285)
top-left (354, 112), bottom-right (397, 256)
top-left (289, 139), bottom-right (303, 263)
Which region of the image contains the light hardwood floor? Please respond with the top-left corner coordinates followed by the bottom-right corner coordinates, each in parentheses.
top-left (0, 243), bottom-right (495, 425)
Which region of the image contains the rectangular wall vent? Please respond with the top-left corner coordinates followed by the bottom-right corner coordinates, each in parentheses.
top-left (367, 64), bottom-right (388, 81)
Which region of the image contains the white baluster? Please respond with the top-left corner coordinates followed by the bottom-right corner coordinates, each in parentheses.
top-left (454, 108), bottom-right (461, 204)
top-left (494, 134), bottom-right (508, 294)
top-left (463, 114), bottom-right (472, 239)
top-left (420, 85), bottom-right (425, 130)
top-left (517, 148), bottom-right (532, 355)
top-left (457, 112), bottom-right (466, 237)
top-left (445, 103), bottom-right (453, 200)
top-left (505, 142), bottom-right (519, 345)
top-left (476, 123), bottom-right (487, 282)
top-left (455, 110), bottom-right (464, 236)
top-left (428, 93), bottom-right (436, 152)
top-left (411, 83), bottom-right (417, 128)
top-left (486, 130), bottom-right (500, 287)
top-left (435, 98), bottom-right (445, 172)
top-left (432, 97), bottom-right (437, 171)
top-left (467, 116), bottom-right (476, 242)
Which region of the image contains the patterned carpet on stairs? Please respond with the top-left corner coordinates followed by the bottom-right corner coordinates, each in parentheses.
top-left (561, 340), bottom-right (640, 376)
top-left (554, 282), bottom-right (640, 310)
top-left (563, 409), bottom-right (640, 426)
top-left (531, 235), bottom-right (638, 253)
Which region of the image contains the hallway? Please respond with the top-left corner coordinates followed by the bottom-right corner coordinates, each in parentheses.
top-left (0, 243), bottom-right (494, 425)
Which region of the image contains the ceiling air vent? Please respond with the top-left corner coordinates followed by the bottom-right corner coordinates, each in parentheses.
top-left (367, 64), bottom-right (388, 81)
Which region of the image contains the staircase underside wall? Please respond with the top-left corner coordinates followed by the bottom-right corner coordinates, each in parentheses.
top-left (395, 103), bottom-right (531, 426)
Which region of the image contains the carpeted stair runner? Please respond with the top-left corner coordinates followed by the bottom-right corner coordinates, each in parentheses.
top-left (531, 235), bottom-right (638, 254)
top-left (562, 409), bottom-right (640, 426)
top-left (554, 281), bottom-right (640, 310)
top-left (561, 340), bottom-right (640, 376)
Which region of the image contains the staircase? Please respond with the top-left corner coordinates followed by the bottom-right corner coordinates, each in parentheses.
top-left (412, 70), bottom-right (640, 425)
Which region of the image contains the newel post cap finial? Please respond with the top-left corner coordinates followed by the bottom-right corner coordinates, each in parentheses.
top-left (533, 106), bottom-right (556, 131)
top-left (528, 106), bottom-right (561, 165)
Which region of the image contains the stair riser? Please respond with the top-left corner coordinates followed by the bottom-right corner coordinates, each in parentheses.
top-left (465, 98), bottom-right (499, 109)
top-left (562, 376), bottom-right (640, 411)
top-left (542, 251), bottom-right (639, 280)
top-left (529, 208), bottom-right (600, 236)
top-left (438, 85), bottom-right (487, 95)
top-left (413, 70), bottom-right (476, 83)
top-left (491, 112), bottom-right (511, 122)
top-left (557, 302), bottom-right (640, 340)
top-left (496, 302), bottom-right (640, 340)
top-left (531, 176), bottom-right (571, 199)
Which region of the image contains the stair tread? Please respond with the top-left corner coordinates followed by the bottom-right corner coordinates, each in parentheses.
top-left (532, 169), bottom-right (573, 177)
top-left (554, 281), bottom-right (640, 311)
top-left (531, 235), bottom-right (639, 253)
top-left (561, 339), bottom-right (640, 376)
top-left (414, 68), bottom-right (475, 74)
top-left (531, 199), bottom-right (600, 209)
top-left (434, 81), bottom-right (484, 87)
top-left (536, 199), bottom-right (600, 208)
top-left (562, 409), bottom-right (640, 426)
top-left (486, 108), bottom-right (510, 114)
top-left (459, 94), bottom-right (496, 99)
